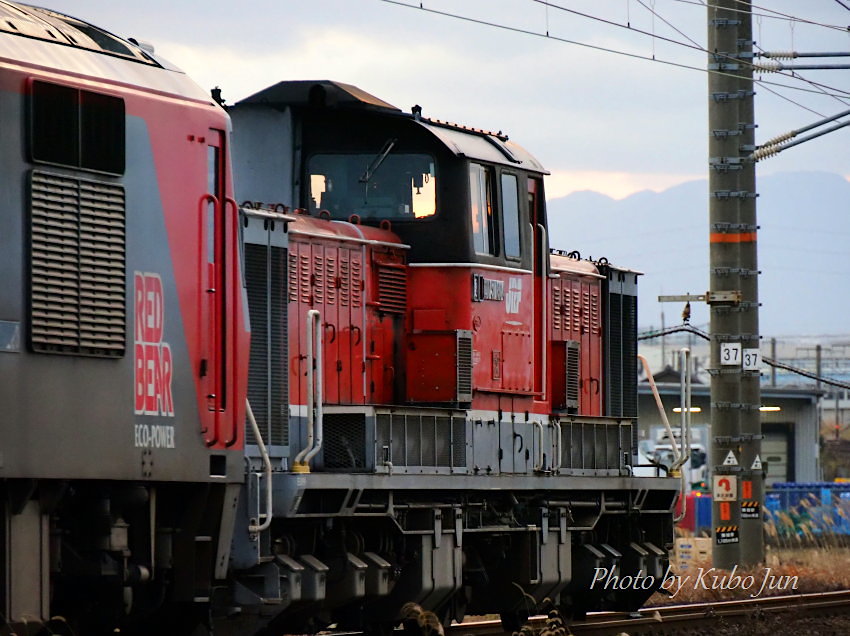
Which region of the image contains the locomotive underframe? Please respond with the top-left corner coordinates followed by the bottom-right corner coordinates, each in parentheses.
top-left (0, 478), bottom-right (241, 635)
top-left (220, 470), bottom-right (676, 633)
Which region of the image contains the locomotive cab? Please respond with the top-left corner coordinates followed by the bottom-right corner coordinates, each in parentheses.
top-left (233, 80), bottom-right (550, 409)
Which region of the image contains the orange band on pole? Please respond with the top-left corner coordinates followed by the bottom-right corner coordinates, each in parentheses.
top-left (710, 232), bottom-right (757, 243)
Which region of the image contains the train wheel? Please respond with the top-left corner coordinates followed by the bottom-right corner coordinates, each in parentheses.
top-left (438, 588), bottom-right (468, 630)
top-left (499, 609), bottom-right (528, 633)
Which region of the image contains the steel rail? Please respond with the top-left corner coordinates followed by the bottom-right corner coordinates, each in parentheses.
top-left (449, 590), bottom-right (850, 635)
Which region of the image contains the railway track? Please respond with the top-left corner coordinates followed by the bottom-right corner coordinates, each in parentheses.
top-left (448, 590), bottom-right (850, 635)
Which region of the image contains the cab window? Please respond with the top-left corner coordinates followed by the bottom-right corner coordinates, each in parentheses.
top-left (501, 173), bottom-right (521, 259)
top-left (470, 163), bottom-right (497, 256)
top-left (308, 152), bottom-right (436, 220)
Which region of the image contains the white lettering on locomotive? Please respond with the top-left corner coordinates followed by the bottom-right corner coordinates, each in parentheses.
top-left (134, 272), bottom-right (175, 418)
top-left (472, 273), bottom-right (505, 302)
top-left (505, 277), bottom-right (522, 314)
top-left (134, 424), bottom-right (176, 449)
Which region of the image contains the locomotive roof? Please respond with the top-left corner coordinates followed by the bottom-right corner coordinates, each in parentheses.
top-left (238, 79), bottom-right (548, 174)
top-left (0, 2), bottom-right (215, 103)
top-left (1, 2), bottom-right (153, 64)
top-left (240, 80), bottom-right (401, 113)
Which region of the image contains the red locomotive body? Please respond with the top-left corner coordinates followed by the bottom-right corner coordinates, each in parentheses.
top-left (286, 215), bottom-right (407, 409)
top-left (549, 253), bottom-right (605, 416)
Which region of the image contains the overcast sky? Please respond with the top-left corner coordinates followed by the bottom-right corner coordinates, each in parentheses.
top-left (45, 0), bottom-right (849, 200)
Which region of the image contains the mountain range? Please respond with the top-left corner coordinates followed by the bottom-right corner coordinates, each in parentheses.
top-left (546, 171), bottom-right (850, 336)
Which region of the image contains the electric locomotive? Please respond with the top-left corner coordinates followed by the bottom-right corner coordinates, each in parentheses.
top-left (0, 2), bottom-right (678, 634)
top-left (0, 2), bottom-right (247, 633)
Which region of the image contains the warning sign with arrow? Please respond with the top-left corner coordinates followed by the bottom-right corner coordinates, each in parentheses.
top-left (723, 450), bottom-right (738, 466)
top-left (751, 454), bottom-right (762, 470)
top-left (713, 475), bottom-right (737, 501)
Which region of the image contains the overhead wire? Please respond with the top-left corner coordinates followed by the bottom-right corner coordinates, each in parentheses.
top-left (673, 0), bottom-right (850, 99)
top-left (672, 0), bottom-right (850, 32)
top-left (650, 0), bottom-right (849, 116)
top-left (537, 0), bottom-right (850, 100)
top-left (636, 0), bottom-right (701, 48)
top-left (631, 0), bottom-right (847, 121)
top-left (381, 1), bottom-right (850, 100)
top-left (754, 41), bottom-right (850, 109)
top-left (638, 324), bottom-right (850, 390)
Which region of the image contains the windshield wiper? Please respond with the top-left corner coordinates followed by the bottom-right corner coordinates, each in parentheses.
top-left (359, 138), bottom-right (397, 184)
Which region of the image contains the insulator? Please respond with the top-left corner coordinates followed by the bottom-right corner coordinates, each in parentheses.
top-left (760, 51), bottom-right (796, 60)
top-left (753, 60), bottom-right (782, 73)
top-left (760, 131), bottom-right (796, 147)
top-left (751, 145), bottom-right (780, 161)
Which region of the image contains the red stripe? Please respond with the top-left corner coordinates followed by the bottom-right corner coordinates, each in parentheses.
top-left (710, 232), bottom-right (757, 243)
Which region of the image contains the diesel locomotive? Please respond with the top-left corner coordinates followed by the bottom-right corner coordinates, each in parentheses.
top-left (0, 3), bottom-right (678, 634)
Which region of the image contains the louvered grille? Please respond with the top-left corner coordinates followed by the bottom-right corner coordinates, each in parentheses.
top-left (340, 256), bottom-right (351, 306)
top-left (377, 264), bottom-right (406, 314)
top-left (560, 418), bottom-right (631, 472)
top-left (622, 294), bottom-right (638, 418)
top-left (451, 417), bottom-right (467, 467)
top-left (608, 292), bottom-right (623, 416)
top-left (351, 256), bottom-right (362, 307)
top-left (313, 253), bottom-right (324, 304)
top-left (287, 252), bottom-right (298, 301)
top-left (325, 254), bottom-right (337, 305)
top-left (572, 288), bottom-right (580, 332)
top-left (582, 289), bottom-right (590, 333)
top-left (245, 243), bottom-right (288, 447)
top-left (590, 290), bottom-right (600, 334)
top-left (456, 330), bottom-right (473, 401)
top-left (552, 286), bottom-right (562, 331)
top-left (565, 340), bottom-right (580, 410)
top-left (376, 412), bottom-right (466, 468)
top-left (407, 415), bottom-right (422, 465)
top-left (436, 416), bottom-right (452, 466)
top-left (376, 413), bottom-right (392, 464)
top-left (29, 171), bottom-right (125, 357)
top-left (420, 416), bottom-right (437, 467)
top-left (391, 417), bottom-right (405, 466)
top-left (298, 253), bottom-right (310, 303)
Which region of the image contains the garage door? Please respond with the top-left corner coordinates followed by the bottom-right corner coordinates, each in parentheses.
top-left (763, 432), bottom-right (789, 486)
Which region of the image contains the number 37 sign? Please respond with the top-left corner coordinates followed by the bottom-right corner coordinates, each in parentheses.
top-left (720, 342), bottom-right (762, 371)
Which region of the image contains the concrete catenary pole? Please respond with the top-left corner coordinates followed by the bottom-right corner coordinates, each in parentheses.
top-left (735, 2), bottom-right (764, 566)
top-left (707, 0), bottom-right (759, 568)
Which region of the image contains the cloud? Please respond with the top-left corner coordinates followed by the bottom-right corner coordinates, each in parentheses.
top-left (44, 0), bottom-right (847, 186)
